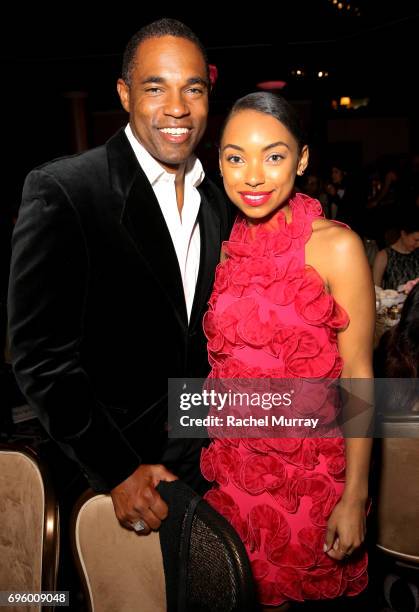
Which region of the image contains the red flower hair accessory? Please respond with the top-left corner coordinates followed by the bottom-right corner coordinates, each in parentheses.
top-left (209, 64), bottom-right (218, 87)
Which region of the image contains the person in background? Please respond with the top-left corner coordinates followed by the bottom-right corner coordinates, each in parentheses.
top-left (367, 156), bottom-right (400, 212)
top-left (300, 172), bottom-right (329, 217)
top-left (201, 92), bottom-right (374, 610)
top-left (367, 155), bottom-right (403, 249)
top-left (373, 212), bottom-right (419, 289)
top-left (374, 283), bottom-right (419, 413)
top-left (325, 162), bottom-right (365, 237)
top-left (8, 18), bottom-right (231, 535)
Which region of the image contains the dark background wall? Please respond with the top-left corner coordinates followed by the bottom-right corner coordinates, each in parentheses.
top-left (1, 2), bottom-right (418, 208)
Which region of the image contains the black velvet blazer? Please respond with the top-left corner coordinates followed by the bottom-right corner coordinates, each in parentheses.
top-left (8, 129), bottom-right (231, 490)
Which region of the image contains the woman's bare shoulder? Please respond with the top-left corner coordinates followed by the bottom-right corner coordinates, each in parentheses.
top-left (307, 221), bottom-right (369, 287)
top-left (311, 218), bottom-right (362, 253)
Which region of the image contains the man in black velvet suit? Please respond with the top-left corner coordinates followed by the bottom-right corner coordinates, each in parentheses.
top-left (8, 19), bottom-right (230, 534)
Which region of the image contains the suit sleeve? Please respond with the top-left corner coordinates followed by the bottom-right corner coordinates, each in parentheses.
top-left (8, 169), bottom-right (141, 491)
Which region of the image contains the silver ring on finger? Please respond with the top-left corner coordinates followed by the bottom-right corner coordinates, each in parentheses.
top-left (131, 519), bottom-right (146, 532)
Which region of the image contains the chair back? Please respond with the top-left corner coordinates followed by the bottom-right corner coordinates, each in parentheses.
top-left (376, 414), bottom-right (419, 564)
top-left (179, 496), bottom-right (258, 611)
top-left (72, 491), bottom-right (166, 612)
top-left (0, 444), bottom-right (59, 612)
top-left (72, 482), bottom-right (258, 612)
top-left (158, 480), bottom-right (258, 612)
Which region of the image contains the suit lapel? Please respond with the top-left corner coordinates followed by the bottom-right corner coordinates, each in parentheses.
top-left (189, 181), bottom-right (221, 331)
top-left (107, 130), bottom-right (188, 329)
top-left (106, 130), bottom-right (222, 333)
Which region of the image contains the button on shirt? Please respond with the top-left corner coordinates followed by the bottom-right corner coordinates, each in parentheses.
top-left (125, 125), bottom-right (203, 321)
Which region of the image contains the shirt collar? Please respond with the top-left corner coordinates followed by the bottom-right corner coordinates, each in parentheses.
top-left (125, 124), bottom-right (205, 188)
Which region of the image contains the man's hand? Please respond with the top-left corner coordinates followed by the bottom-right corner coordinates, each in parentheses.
top-left (110, 464), bottom-right (178, 534)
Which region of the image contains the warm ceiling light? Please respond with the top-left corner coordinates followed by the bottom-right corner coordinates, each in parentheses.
top-left (256, 80), bottom-right (287, 90)
top-left (339, 96), bottom-right (351, 107)
top-left (331, 0), bottom-right (361, 14)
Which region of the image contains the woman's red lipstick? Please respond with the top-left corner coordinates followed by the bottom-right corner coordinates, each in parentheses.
top-left (239, 191), bottom-right (273, 207)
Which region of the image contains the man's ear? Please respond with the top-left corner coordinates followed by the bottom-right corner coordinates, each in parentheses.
top-left (117, 79), bottom-right (130, 113)
top-left (297, 145), bottom-right (309, 176)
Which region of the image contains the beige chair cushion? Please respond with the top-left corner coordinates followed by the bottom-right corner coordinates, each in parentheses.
top-left (377, 438), bottom-right (419, 563)
top-left (0, 450), bottom-right (44, 612)
top-left (75, 494), bottom-right (166, 612)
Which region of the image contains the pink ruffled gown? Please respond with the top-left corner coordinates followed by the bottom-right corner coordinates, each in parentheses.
top-left (200, 193), bottom-right (368, 606)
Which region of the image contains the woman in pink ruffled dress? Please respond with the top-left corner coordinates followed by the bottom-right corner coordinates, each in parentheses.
top-left (200, 93), bottom-right (375, 610)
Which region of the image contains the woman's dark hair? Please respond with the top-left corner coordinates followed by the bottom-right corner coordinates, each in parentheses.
top-left (399, 209), bottom-right (419, 235)
top-left (221, 92), bottom-right (307, 152)
top-left (377, 283), bottom-right (419, 378)
top-left (122, 18), bottom-right (209, 86)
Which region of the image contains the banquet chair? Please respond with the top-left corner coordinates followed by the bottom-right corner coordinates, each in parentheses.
top-left (0, 444), bottom-right (59, 612)
top-left (375, 414), bottom-right (419, 610)
top-left (72, 481), bottom-right (258, 612)
top-left (376, 414), bottom-right (419, 562)
top-left (72, 490), bottom-right (166, 612)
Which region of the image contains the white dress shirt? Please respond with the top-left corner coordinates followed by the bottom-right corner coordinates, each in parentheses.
top-left (125, 124), bottom-right (203, 321)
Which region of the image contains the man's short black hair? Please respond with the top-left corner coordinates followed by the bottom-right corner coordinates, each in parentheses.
top-left (121, 18), bottom-right (209, 86)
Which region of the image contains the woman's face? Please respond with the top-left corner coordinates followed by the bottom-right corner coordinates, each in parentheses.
top-left (331, 166), bottom-right (345, 185)
top-left (401, 230), bottom-right (419, 252)
top-left (219, 109), bottom-right (308, 221)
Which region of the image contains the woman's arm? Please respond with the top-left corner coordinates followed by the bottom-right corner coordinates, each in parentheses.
top-left (372, 249), bottom-right (388, 287)
top-left (323, 228), bottom-right (375, 559)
